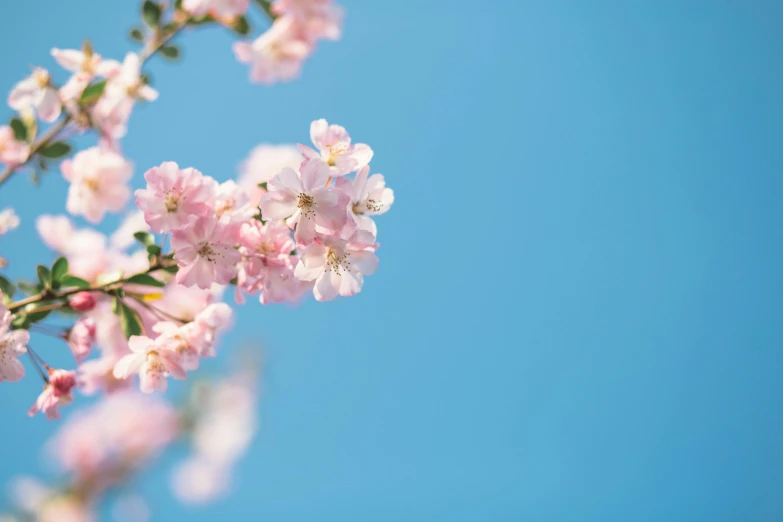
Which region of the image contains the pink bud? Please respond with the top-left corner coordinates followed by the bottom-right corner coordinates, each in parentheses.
top-left (69, 291), bottom-right (96, 312)
top-left (49, 369), bottom-right (77, 397)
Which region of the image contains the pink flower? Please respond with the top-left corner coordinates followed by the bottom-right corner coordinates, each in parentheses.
top-left (0, 125), bottom-right (30, 167)
top-left (52, 47), bottom-right (120, 103)
top-left (233, 17), bottom-right (312, 85)
top-left (135, 162), bottom-right (216, 233)
top-left (113, 335), bottom-right (186, 393)
top-left (182, 0), bottom-right (250, 18)
top-left (192, 303), bottom-right (232, 357)
top-left (0, 207), bottom-right (20, 236)
top-left (272, 0), bottom-right (344, 42)
top-left (90, 90), bottom-right (134, 144)
top-left (294, 231), bottom-right (378, 301)
top-left (298, 119), bottom-right (373, 177)
top-left (77, 355), bottom-right (130, 395)
top-left (61, 147), bottom-right (132, 224)
top-left (28, 369), bottom-right (77, 420)
top-left (152, 321), bottom-right (206, 371)
top-left (172, 457), bottom-right (230, 504)
top-left (8, 67), bottom-right (61, 123)
top-left (171, 216), bottom-right (241, 289)
top-left (105, 53), bottom-right (158, 102)
top-left (69, 292), bottom-right (97, 312)
top-left (238, 144), bottom-right (302, 206)
top-left (343, 164), bottom-right (394, 237)
top-left (68, 316), bottom-right (96, 363)
top-left (211, 180), bottom-right (256, 224)
top-left (260, 159), bottom-right (350, 244)
top-left (0, 306), bottom-right (28, 383)
top-left (237, 220), bottom-right (303, 304)
top-left (110, 210), bottom-right (150, 249)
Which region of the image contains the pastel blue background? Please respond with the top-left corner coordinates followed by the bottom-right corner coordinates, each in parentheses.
top-left (1, 1), bottom-right (782, 520)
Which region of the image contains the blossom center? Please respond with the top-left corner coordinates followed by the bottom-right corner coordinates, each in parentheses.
top-left (325, 140), bottom-right (350, 166)
top-left (164, 191), bottom-right (181, 212)
top-left (297, 193), bottom-right (315, 217)
top-left (34, 69), bottom-right (50, 88)
top-left (326, 248), bottom-right (351, 273)
top-left (198, 243), bottom-right (218, 262)
top-left (85, 177), bottom-right (100, 192)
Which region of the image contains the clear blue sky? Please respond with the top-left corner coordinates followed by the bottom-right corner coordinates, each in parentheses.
top-left (1, 1), bottom-right (783, 520)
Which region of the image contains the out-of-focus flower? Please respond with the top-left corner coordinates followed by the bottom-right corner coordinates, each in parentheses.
top-left (68, 316), bottom-right (96, 362)
top-left (211, 180), bottom-right (256, 225)
top-left (233, 17), bottom-right (311, 85)
top-left (0, 208), bottom-right (20, 236)
top-left (110, 210), bottom-right (151, 249)
top-left (61, 147), bottom-right (133, 224)
top-left (272, 0), bottom-right (344, 42)
top-left (0, 126), bottom-right (30, 167)
top-left (8, 67), bottom-right (61, 123)
top-left (182, 0), bottom-right (250, 18)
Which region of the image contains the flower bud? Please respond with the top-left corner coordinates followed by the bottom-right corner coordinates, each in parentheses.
top-left (69, 291), bottom-right (96, 312)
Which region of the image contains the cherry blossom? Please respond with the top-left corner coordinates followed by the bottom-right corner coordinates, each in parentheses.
top-left (113, 335), bottom-right (186, 393)
top-left (61, 147), bottom-right (133, 224)
top-left (52, 47), bottom-right (119, 104)
top-left (233, 16), bottom-right (312, 85)
top-left (294, 231), bottom-right (378, 301)
top-left (152, 321), bottom-right (206, 371)
top-left (36, 215), bottom-right (111, 282)
top-left (211, 180), bottom-right (257, 224)
top-left (170, 216), bottom-right (241, 289)
top-left (298, 118), bottom-right (373, 177)
top-left (105, 53), bottom-right (158, 102)
top-left (182, 0), bottom-right (250, 18)
top-left (136, 162), bottom-right (216, 233)
top-left (239, 144), bottom-right (301, 206)
top-left (272, 0), bottom-right (344, 42)
top-left (237, 219), bottom-right (303, 304)
top-left (8, 67), bottom-right (61, 123)
top-left (0, 125), bottom-right (30, 167)
top-left (260, 159), bottom-right (350, 244)
top-left (28, 369), bottom-right (77, 420)
top-left (0, 208), bottom-right (20, 236)
top-left (68, 316), bottom-right (96, 363)
top-left (0, 306), bottom-right (28, 383)
top-left (344, 164), bottom-right (395, 237)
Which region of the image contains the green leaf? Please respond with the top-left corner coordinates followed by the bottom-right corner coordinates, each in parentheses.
top-left (125, 273), bottom-right (165, 288)
top-left (229, 276), bottom-right (238, 285)
top-left (0, 275), bottom-right (15, 299)
top-left (142, 0), bottom-right (162, 27)
top-left (257, 182), bottom-right (267, 191)
top-left (146, 244), bottom-right (162, 257)
top-left (9, 118), bottom-right (27, 142)
top-left (40, 141), bottom-right (72, 159)
top-left (254, 0), bottom-right (275, 18)
top-left (119, 302), bottom-right (143, 339)
top-left (111, 296), bottom-right (121, 314)
top-left (51, 257), bottom-right (69, 283)
top-left (160, 45), bottom-right (180, 60)
top-left (231, 15), bottom-right (251, 36)
top-left (161, 265), bottom-right (179, 274)
top-left (60, 275), bottom-right (90, 289)
top-left (80, 80), bottom-right (108, 104)
top-left (129, 27), bottom-right (145, 41)
top-left (10, 314), bottom-right (30, 329)
top-left (36, 265), bottom-right (52, 288)
top-left (189, 15), bottom-right (216, 25)
top-left (134, 231), bottom-right (155, 246)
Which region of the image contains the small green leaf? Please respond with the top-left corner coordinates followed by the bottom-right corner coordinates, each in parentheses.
top-left (257, 182), bottom-right (267, 191)
top-left (125, 273), bottom-right (165, 288)
top-left (40, 141), bottom-right (72, 159)
top-left (111, 296), bottom-right (121, 314)
top-left (134, 231), bottom-right (155, 246)
top-left (160, 45), bottom-right (180, 60)
top-left (60, 275), bottom-right (90, 289)
top-left (9, 118), bottom-right (27, 142)
top-left (0, 275), bottom-right (15, 299)
top-left (119, 303), bottom-right (143, 339)
top-left (142, 0), bottom-right (162, 27)
top-left (147, 244), bottom-right (162, 256)
top-left (10, 314), bottom-right (30, 329)
top-left (51, 257), bottom-right (69, 283)
top-left (161, 265), bottom-right (179, 274)
top-left (229, 276), bottom-right (238, 285)
top-left (17, 281), bottom-right (40, 294)
top-left (36, 265), bottom-right (51, 288)
top-left (80, 80), bottom-right (108, 104)
top-left (189, 15), bottom-right (216, 25)
top-left (129, 27), bottom-right (144, 41)
top-left (254, 0), bottom-right (275, 18)
top-left (231, 15), bottom-right (251, 36)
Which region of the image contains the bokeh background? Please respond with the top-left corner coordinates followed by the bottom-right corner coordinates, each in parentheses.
top-left (1, 1), bottom-right (783, 520)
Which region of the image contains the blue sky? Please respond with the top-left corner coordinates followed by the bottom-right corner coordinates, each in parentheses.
top-left (1, 1), bottom-right (783, 520)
